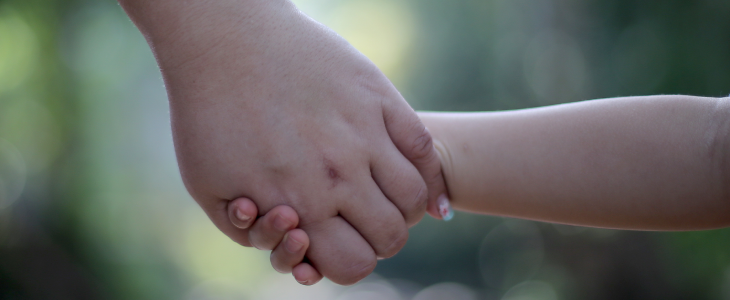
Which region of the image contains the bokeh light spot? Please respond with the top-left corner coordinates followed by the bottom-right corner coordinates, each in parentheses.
top-left (0, 6), bottom-right (37, 93)
top-left (179, 211), bottom-right (272, 291)
top-left (0, 98), bottom-right (62, 173)
top-left (0, 139), bottom-right (25, 210)
top-left (501, 281), bottom-right (557, 300)
top-left (611, 20), bottom-right (669, 93)
top-left (336, 280), bottom-right (403, 300)
top-left (479, 221), bottom-right (544, 290)
top-left (523, 30), bottom-right (588, 105)
top-left (295, 0), bottom-right (416, 83)
top-left (412, 282), bottom-right (477, 300)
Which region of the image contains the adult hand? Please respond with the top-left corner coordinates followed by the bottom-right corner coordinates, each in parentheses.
top-left (227, 197), bottom-right (323, 285)
top-left (119, 0), bottom-right (447, 284)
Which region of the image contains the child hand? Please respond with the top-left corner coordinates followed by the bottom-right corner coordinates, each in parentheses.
top-left (227, 197), bottom-right (323, 285)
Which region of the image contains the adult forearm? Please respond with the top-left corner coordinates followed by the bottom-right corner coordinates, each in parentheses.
top-left (117, 0), bottom-right (294, 71)
top-left (422, 95), bottom-right (730, 230)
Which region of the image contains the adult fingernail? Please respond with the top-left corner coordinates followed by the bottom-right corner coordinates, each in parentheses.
top-left (437, 194), bottom-right (454, 221)
top-left (273, 214), bottom-right (291, 231)
top-left (235, 208), bottom-right (251, 222)
top-left (285, 234), bottom-right (304, 253)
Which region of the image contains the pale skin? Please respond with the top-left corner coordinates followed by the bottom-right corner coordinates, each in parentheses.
top-left (248, 95), bottom-right (730, 284)
top-left (116, 0), bottom-right (448, 286)
top-left (116, 0), bottom-right (730, 286)
top-left (425, 95), bottom-right (730, 230)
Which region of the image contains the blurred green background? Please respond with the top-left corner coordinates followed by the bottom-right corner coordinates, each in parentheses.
top-left (0, 0), bottom-right (729, 299)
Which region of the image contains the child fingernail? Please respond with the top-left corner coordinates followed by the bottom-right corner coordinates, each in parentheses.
top-left (437, 194), bottom-right (454, 221)
top-left (285, 235), bottom-right (304, 253)
top-left (235, 208), bottom-right (251, 222)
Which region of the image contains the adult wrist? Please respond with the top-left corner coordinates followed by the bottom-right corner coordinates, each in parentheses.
top-left (118, 0), bottom-right (293, 70)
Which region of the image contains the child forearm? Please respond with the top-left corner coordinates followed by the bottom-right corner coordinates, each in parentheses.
top-left (420, 95), bottom-right (730, 230)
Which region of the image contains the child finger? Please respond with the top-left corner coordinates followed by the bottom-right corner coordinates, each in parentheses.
top-left (249, 205), bottom-right (299, 250)
top-left (227, 197), bottom-right (258, 229)
top-left (424, 140), bottom-right (451, 220)
top-left (293, 263), bottom-right (323, 286)
top-left (270, 229), bottom-right (308, 273)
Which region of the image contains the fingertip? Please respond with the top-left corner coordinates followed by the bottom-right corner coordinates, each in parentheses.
top-left (269, 205), bottom-right (300, 231)
top-left (270, 229), bottom-right (309, 273)
top-left (285, 229), bottom-right (309, 253)
top-left (424, 142), bottom-right (450, 221)
top-left (278, 205), bottom-right (300, 226)
top-left (437, 194), bottom-right (454, 221)
top-left (426, 193), bottom-right (442, 219)
top-left (228, 197), bottom-right (258, 229)
top-left (427, 207), bottom-right (441, 219)
top-left (427, 194), bottom-right (454, 221)
top-left (250, 206), bottom-right (301, 251)
top-left (293, 263), bottom-right (323, 286)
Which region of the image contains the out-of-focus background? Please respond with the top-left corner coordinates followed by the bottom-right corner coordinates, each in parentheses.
top-left (1, 0), bottom-right (729, 299)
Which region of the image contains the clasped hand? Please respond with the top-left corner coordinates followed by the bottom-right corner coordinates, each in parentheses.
top-left (145, 0), bottom-right (447, 285)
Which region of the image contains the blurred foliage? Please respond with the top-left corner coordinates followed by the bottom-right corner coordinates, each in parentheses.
top-left (0, 0), bottom-right (729, 299)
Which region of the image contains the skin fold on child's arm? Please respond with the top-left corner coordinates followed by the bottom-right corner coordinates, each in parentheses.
top-left (420, 95), bottom-right (730, 230)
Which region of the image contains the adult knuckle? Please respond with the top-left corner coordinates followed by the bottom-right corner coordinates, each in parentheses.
top-left (402, 183), bottom-right (427, 226)
top-left (336, 258), bottom-right (377, 285)
top-left (353, 64), bottom-right (394, 99)
top-left (377, 226), bottom-right (409, 259)
top-left (409, 125), bottom-right (435, 162)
